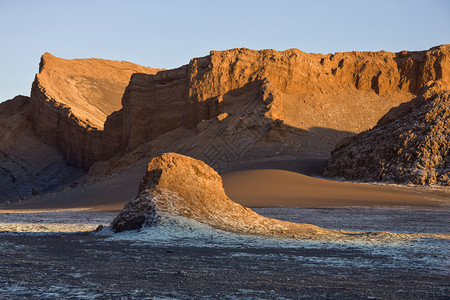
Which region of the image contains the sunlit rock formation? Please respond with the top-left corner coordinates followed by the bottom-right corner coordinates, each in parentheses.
top-left (29, 53), bottom-right (161, 168)
top-left (111, 153), bottom-right (449, 242)
top-left (100, 46), bottom-right (449, 173)
top-left (111, 153), bottom-right (329, 238)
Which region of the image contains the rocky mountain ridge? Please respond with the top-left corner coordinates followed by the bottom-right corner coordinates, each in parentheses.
top-left (94, 45), bottom-right (449, 174)
top-left (37, 46), bottom-right (450, 171)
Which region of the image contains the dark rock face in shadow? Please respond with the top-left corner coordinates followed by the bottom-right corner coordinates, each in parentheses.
top-left (322, 84), bottom-right (450, 186)
top-left (0, 96), bottom-right (83, 203)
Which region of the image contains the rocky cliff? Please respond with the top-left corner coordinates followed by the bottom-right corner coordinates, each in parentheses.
top-left (99, 45), bottom-right (449, 173)
top-left (2, 45), bottom-right (449, 202)
top-left (30, 53), bottom-right (161, 169)
top-left (25, 45), bottom-right (450, 173)
top-left (0, 96), bottom-right (83, 201)
top-left (322, 82), bottom-right (449, 186)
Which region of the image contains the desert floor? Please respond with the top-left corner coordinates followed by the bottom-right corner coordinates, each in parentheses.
top-left (0, 158), bottom-right (449, 298)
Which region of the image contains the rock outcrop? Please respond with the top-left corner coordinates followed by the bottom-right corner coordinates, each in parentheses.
top-left (111, 153), bottom-right (449, 242)
top-left (111, 153), bottom-right (329, 238)
top-left (4, 46), bottom-right (448, 202)
top-left (0, 96), bottom-right (82, 202)
top-left (322, 83), bottom-right (450, 186)
top-left (30, 53), bottom-right (161, 169)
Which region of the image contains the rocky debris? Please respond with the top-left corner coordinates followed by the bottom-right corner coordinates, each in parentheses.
top-left (111, 153), bottom-right (329, 238)
top-left (111, 153), bottom-right (450, 242)
top-left (322, 83), bottom-right (450, 186)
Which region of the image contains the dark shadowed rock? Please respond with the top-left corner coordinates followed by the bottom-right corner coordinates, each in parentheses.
top-left (322, 83), bottom-right (450, 186)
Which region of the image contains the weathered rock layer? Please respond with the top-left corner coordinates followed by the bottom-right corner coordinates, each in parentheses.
top-left (322, 83), bottom-right (450, 186)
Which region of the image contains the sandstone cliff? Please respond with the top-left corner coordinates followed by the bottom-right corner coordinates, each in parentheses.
top-left (24, 45), bottom-right (450, 174)
top-left (111, 153), bottom-right (448, 241)
top-left (0, 96), bottom-right (82, 202)
top-left (4, 46), bottom-right (448, 203)
top-left (322, 82), bottom-right (449, 186)
top-left (30, 53), bottom-right (161, 169)
top-left (97, 45), bottom-right (449, 174)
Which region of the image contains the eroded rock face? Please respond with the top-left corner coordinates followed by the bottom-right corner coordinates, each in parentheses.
top-left (30, 53), bottom-right (161, 169)
top-left (0, 96), bottom-right (83, 202)
top-left (322, 83), bottom-right (450, 186)
top-left (27, 46), bottom-right (450, 173)
top-left (111, 153), bottom-right (328, 238)
top-left (105, 45), bottom-right (449, 172)
top-left (33, 53), bottom-right (160, 129)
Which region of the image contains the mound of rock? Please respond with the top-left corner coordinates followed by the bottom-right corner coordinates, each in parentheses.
top-left (111, 153), bottom-right (450, 242)
top-left (111, 153), bottom-right (330, 238)
top-left (322, 84), bottom-right (450, 186)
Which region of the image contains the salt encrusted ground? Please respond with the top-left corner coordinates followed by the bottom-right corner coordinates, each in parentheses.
top-left (0, 209), bottom-right (116, 233)
top-left (0, 207), bottom-right (448, 298)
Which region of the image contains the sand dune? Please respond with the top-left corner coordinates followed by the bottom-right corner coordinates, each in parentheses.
top-left (3, 158), bottom-right (448, 213)
top-left (223, 169), bottom-right (449, 208)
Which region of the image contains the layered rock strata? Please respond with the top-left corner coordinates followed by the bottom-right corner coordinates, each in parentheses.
top-left (100, 45), bottom-right (449, 173)
top-left (29, 46), bottom-right (450, 172)
top-left (322, 83), bottom-right (450, 186)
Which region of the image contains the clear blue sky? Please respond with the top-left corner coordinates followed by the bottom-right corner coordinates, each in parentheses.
top-left (0, 0), bottom-right (449, 101)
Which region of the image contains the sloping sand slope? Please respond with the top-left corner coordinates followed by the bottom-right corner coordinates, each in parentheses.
top-left (223, 169), bottom-right (449, 207)
top-left (3, 158), bottom-right (449, 211)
